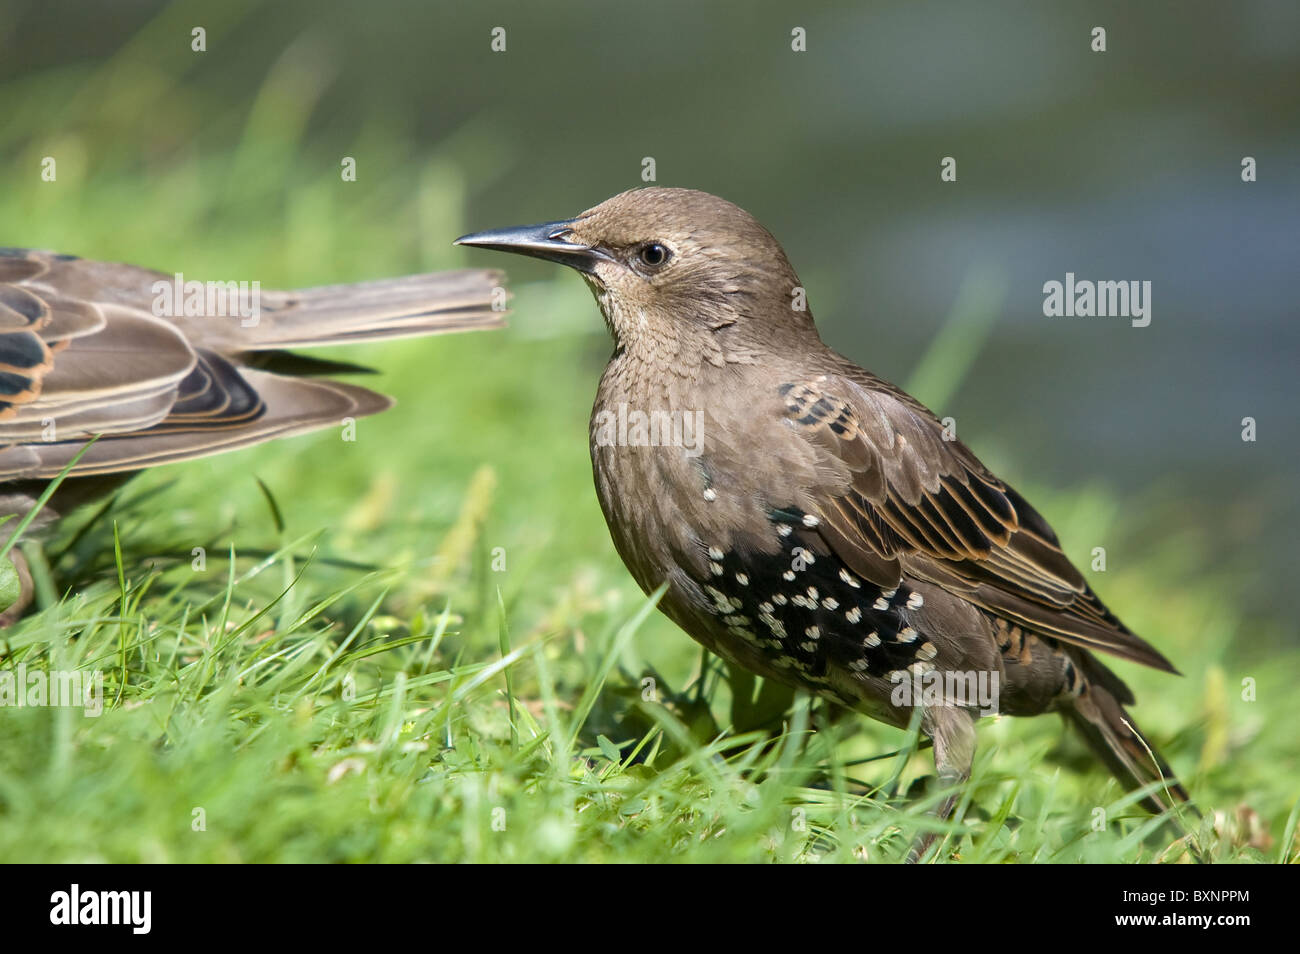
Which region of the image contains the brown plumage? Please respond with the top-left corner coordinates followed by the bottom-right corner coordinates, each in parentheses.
top-left (457, 187), bottom-right (1190, 858)
top-left (0, 247), bottom-right (503, 616)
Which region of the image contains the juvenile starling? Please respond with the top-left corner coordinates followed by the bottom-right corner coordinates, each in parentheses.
top-left (0, 249), bottom-right (503, 617)
top-left (457, 188), bottom-right (1189, 855)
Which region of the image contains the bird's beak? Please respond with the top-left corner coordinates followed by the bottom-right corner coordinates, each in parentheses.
top-left (454, 219), bottom-right (609, 274)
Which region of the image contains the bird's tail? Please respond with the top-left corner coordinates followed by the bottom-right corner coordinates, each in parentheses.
top-left (180, 268), bottom-right (507, 351)
top-left (1064, 664), bottom-right (1191, 817)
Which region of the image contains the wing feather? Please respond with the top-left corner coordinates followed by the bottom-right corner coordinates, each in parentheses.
top-left (780, 368), bottom-right (1175, 673)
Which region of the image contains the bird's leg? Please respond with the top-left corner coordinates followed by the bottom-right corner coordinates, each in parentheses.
top-left (905, 705), bottom-right (977, 863)
top-left (0, 548), bottom-right (34, 628)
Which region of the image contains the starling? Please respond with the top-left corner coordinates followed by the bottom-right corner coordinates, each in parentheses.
top-left (0, 248), bottom-right (503, 619)
top-left (457, 187), bottom-right (1189, 856)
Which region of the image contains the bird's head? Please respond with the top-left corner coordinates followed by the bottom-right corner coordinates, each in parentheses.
top-left (456, 188), bottom-right (817, 355)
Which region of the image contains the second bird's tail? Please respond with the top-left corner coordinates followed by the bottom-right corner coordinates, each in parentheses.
top-left (179, 268), bottom-right (508, 352)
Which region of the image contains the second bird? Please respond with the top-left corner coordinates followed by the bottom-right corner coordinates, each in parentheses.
top-left (457, 187), bottom-right (1188, 857)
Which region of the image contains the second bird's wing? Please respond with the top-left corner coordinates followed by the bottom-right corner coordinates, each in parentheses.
top-left (0, 249), bottom-right (503, 479)
top-left (776, 366), bottom-right (1176, 673)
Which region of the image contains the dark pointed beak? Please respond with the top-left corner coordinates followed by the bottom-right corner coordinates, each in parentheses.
top-left (454, 219), bottom-right (609, 274)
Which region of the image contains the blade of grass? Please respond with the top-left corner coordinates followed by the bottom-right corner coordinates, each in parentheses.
top-left (567, 582), bottom-right (667, 750)
top-left (496, 587), bottom-right (517, 750)
top-left (0, 436), bottom-right (101, 562)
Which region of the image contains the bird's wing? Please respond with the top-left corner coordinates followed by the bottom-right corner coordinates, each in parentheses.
top-left (777, 368), bottom-right (1175, 672)
top-left (0, 248), bottom-right (496, 479)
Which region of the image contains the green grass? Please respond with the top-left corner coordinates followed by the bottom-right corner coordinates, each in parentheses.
top-left (1, 19), bottom-right (1296, 863)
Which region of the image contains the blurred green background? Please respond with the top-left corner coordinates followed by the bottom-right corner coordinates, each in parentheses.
top-left (0, 0), bottom-right (1295, 861)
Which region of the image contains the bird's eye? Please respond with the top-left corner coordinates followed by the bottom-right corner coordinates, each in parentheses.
top-left (637, 242), bottom-right (671, 269)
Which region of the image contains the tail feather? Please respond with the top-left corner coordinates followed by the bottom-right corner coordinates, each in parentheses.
top-left (181, 268), bottom-right (507, 351)
top-left (1065, 681), bottom-right (1190, 816)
